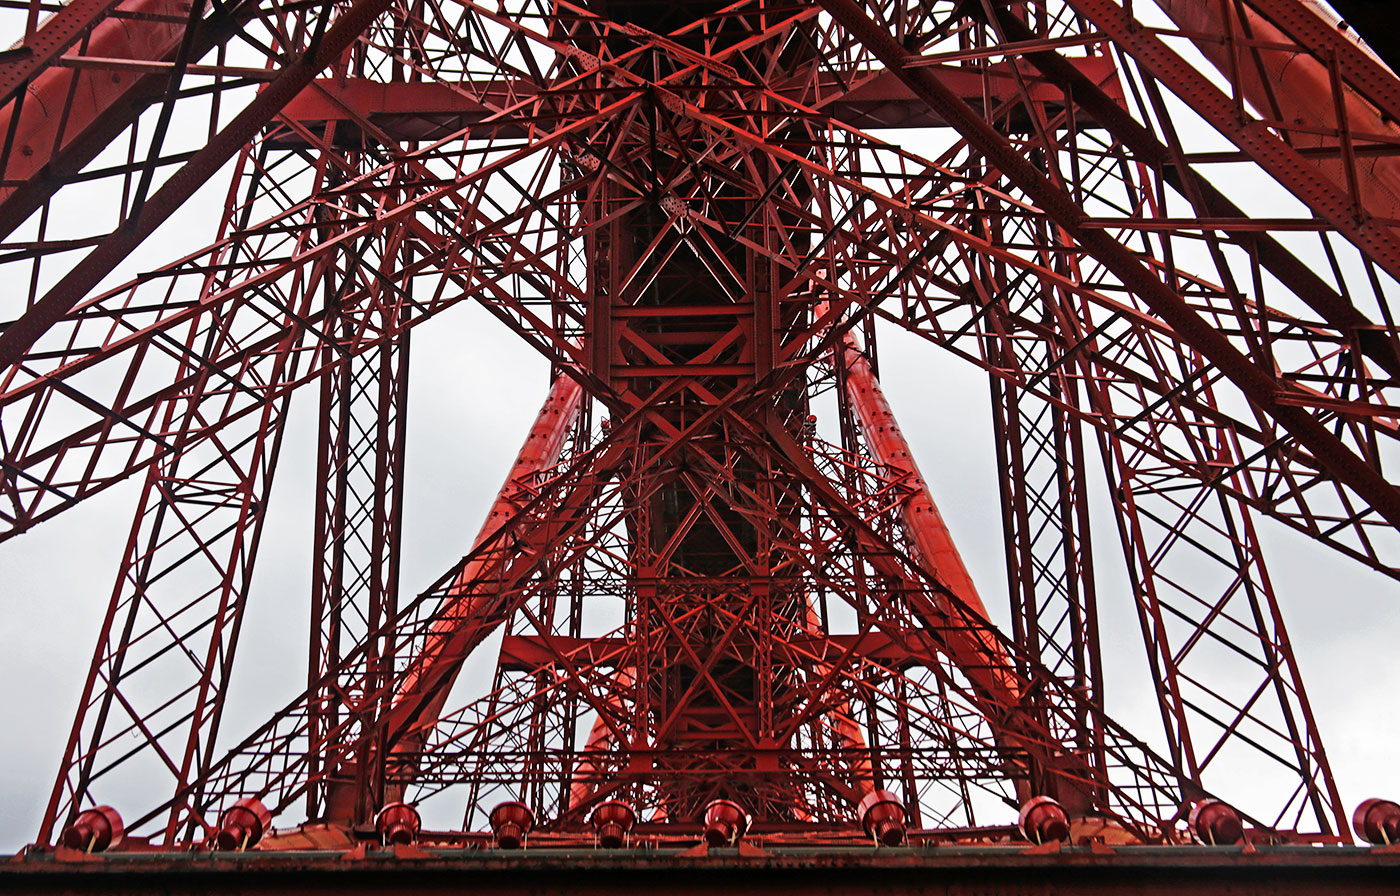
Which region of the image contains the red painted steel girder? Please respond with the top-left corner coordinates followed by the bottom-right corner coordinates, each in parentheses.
top-left (379, 377), bottom-right (583, 757)
top-left (7, 0), bottom-right (1396, 859)
top-left (979, 6), bottom-right (1400, 381)
top-left (2, 8), bottom-right (1393, 576)
top-left (1150, 0), bottom-right (1400, 226)
top-left (818, 0), bottom-right (1400, 537)
top-left (1321, 1), bottom-right (1400, 78)
top-left (0, 0), bottom-right (396, 372)
top-left (1062, 0), bottom-right (1400, 279)
top-left (273, 59), bottom-right (1125, 143)
top-left (0, 0), bottom-right (188, 233)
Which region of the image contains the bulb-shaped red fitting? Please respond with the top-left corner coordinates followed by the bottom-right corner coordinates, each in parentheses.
top-left (858, 790), bottom-right (908, 846)
top-left (60, 806), bottom-right (125, 853)
top-left (214, 797), bottom-right (272, 850)
top-left (590, 800), bottom-right (637, 848)
top-left (1188, 799), bottom-right (1244, 845)
top-left (488, 801), bottom-right (535, 849)
top-left (701, 799), bottom-right (749, 847)
top-left (1018, 795), bottom-right (1070, 844)
top-left (375, 802), bottom-right (422, 845)
top-left (1353, 798), bottom-right (1400, 845)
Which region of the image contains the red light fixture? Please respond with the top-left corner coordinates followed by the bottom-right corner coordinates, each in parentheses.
top-left (488, 801), bottom-right (535, 849)
top-left (858, 790), bottom-right (908, 846)
top-left (590, 801), bottom-right (637, 848)
top-left (701, 799), bottom-right (749, 847)
top-left (1188, 799), bottom-right (1244, 845)
top-left (1353, 798), bottom-right (1400, 846)
top-left (214, 797), bottom-right (272, 851)
top-left (375, 802), bottom-right (422, 846)
top-left (60, 806), bottom-right (124, 853)
top-left (1018, 796), bottom-right (1070, 844)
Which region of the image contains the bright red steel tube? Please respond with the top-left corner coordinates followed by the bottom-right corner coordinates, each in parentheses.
top-left (0, 0), bottom-right (188, 208)
top-left (839, 335), bottom-right (1019, 695)
top-left (1150, 0), bottom-right (1400, 226)
top-left (388, 375), bottom-right (584, 739)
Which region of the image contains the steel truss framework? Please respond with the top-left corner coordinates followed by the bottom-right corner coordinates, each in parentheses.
top-left (0, 0), bottom-right (1396, 854)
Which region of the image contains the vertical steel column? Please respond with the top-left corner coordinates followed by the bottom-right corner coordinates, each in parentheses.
top-left (38, 292), bottom-right (305, 846)
top-left (305, 321), bottom-right (411, 824)
top-left (976, 197), bottom-right (1106, 811)
top-left (987, 341), bottom-right (1104, 809)
top-left (377, 375), bottom-right (583, 751)
top-left (1090, 389), bottom-right (1349, 836)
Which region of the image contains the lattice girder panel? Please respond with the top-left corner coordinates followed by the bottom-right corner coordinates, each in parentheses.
top-left (3, 0), bottom-right (1392, 855)
top-left (184, 394), bottom-right (1206, 841)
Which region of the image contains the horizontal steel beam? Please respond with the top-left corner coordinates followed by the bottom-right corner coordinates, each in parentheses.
top-left (273, 60), bottom-right (1123, 143)
top-left (818, 0), bottom-right (1400, 534)
top-left (497, 631), bottom-right (950, 672)
top-left (5, 847), bottom-right (1400, 895)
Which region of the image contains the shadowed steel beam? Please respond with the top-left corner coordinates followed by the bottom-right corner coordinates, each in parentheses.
top-left (6, 848), bottom-right (1400, 894)
top-left (0, 0), bottom-right (396, 373)
top-left (817, 0), bottom-right (1400, 534)
top-left (985, 7), bottom-right (1400, 380)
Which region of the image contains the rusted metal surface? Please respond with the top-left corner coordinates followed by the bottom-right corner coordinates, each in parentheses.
top-left (6, 847), bottom-right (1400, 896)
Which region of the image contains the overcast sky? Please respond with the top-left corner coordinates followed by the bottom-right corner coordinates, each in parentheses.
top-left (2, 0), bottom-right (1398, 855)
top-left (2, 300), bottom-right (1396, 851)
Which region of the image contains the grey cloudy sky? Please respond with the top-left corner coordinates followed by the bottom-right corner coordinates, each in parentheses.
top-left (3, 300), bottom-right (1396, 850)
top-left (2, 0), bottom-right (1398, 855)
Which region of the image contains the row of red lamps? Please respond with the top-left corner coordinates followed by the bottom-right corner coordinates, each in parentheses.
top-left (60, 793), bottom-right (1400, 853)
top-left (56, 793), bottom-right (894, 853)
top-left (1016, 796), bottom-right (1400, 848)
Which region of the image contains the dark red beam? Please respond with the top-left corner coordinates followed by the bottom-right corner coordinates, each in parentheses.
top-left (0, 0), bottom-right (222, 241)
top-left (4, 847), bottom-right (1400, 895)
top-left (818, 0), bottom-right (1400, 534)
top-left (985, 7), bottom-right (1400, 380)
top-left (0, 0), bottom-right (395, 373)
top-left (1321, 0), bottom-right (1400, 78)
top-left (0, 0), bottom-right (128, 108)
top-left (497, 632), bottom-right (947, 672)
top-left (272, 60), bottom-right (1123, 144)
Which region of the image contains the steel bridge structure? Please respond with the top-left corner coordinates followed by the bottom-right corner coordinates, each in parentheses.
top-left (2, 0), bottom-right (1400, 892)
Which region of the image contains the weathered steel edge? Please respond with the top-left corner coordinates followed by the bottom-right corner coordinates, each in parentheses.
top-left (4, 846), bottom-right (1400, 895)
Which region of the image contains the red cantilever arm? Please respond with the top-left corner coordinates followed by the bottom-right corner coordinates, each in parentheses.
top-left (837, 334), bottom-right (1022, 708)
top-left (388, 374), bottom-right (584, 741)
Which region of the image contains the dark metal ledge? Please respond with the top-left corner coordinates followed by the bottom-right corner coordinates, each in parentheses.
top-left (5, 844), bottom-right (1400, 896)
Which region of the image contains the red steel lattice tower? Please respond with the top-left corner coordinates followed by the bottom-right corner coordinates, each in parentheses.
top-left (3, 0), bottom-right (1400, 880)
